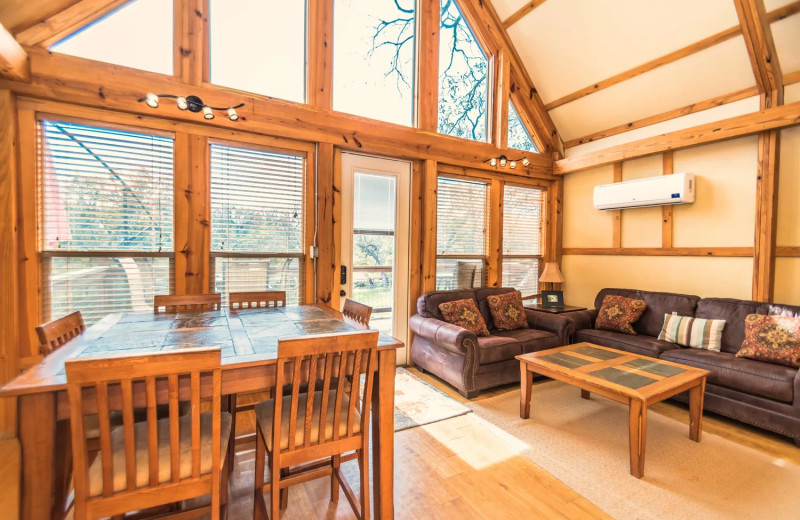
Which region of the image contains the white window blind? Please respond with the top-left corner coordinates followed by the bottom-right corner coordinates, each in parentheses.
top-left (502, 184), bottom-right (544, 297)
top-left (210, 143), bottom-right (305, 305)
top-left (40, 120), bottom-right (174, 325)
top-left (436, 176), bottom-right (489, 290)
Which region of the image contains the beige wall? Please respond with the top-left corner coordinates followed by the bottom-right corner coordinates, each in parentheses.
top-left (561, 133), bottom-right (798, 309)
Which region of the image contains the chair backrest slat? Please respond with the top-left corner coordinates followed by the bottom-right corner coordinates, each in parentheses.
top-left (303, 354), bottom-right (318, 448)
top-left (153, 293), bottom-right (221, 313)
top-left (346, 350), bottom-right (362, 436)
top-left (66, 348), bottom-right (222, 519)
top-left (332, 351), bottom-right (348, 442)
top-left (36, 311), bottom-right (85, 355)
top-left (317, 353), bottom-right (334, 445)
top-left (287, 359), bottom-right (302, 451)
top-left (229, 291), bottom-right (286, 310)
top-left (342, 299), bottom-right (372, 327)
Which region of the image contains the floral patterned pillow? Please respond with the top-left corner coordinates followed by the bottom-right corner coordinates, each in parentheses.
top-left (438, 298), bottom-right (490, 337)
top-left (736, 314), bottom-right (800, 368)
top-left (595, 295), bottom-right (647, 335)
top-left (487, 291), bottom-right (529, 331)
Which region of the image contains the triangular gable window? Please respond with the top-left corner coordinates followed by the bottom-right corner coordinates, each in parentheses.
top-left (508, 100), bottom-right (538, 153)
top-left (49, 0), bottom-right (172, 75)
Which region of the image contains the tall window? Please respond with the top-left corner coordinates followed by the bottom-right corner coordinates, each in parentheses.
top-left (502, 185), bottom-right (544, 297)
top-left (209, 0), bottom-right (306, 102)
top-left (508, 101), bottom-right (538, 152)
top-left (438, 0), bottom-right (489, 141)
top-left (40, 120), bottom-right (174, 325)
top-left (333, 0), bottom-right (416, 126)
top-left (210, 143), bottom-right (305, 305)
top-left (49, 0), bottom-right (172, 75)
top-left (436, 177), bottom-right (489, 290)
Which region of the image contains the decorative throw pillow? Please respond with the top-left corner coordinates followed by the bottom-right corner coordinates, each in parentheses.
top-left (736, 314), bottom-right (800, 368)
top-left (487, 291), bottom-right (529, 331)
top-left (595, 295), bottom-right (647, 335)
top-left (438, 298), bottom-right (490, 337)
top-left (658, 314), bottom-right (726, 352)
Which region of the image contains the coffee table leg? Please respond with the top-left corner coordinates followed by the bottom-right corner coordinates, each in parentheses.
top-left (628, 399), bottom-right (647, 479)
top-left (689, 377), bottom-right (706, 442)
top-left (519, 362), bottom-right (532, 419)
top-left (581, 389), bottom-right (590, 400)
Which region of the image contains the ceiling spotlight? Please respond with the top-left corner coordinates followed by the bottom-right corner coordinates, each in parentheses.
top-left (490, 158), bottom-right (497, 167)
top-left (203, 106), bottom-right (215, 120)
top-left (227, 107), bottom-right (239, 121)
top-left (176, 96), bottom-right (188, 110)
top-left (144, 93), bottom-right (159, 108)
top-left (522, 157), bottom-right (530, 167)
top-left (499, 155), bottom-right (507, 167)
top-left (509, 161), bottom-right (516, 169)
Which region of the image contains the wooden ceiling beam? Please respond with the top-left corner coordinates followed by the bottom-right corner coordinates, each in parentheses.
top-left (0, 24), bottom-right (29, 82)
top-left (0, 0), bottom-right (81, 35)
top-left (734, 0), bottom-right (783, 107)
top-left (554, 101), bottom-right (800, 174)
top-left (544, 1), bottom-right (800, 112)
top-left (502, 1), bottom-right (548, 29)
top-left (15, 0), bottom-right (129, 47)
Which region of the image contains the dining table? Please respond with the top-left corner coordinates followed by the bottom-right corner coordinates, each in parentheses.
top-left (0, 303), bottom-right (403, 520)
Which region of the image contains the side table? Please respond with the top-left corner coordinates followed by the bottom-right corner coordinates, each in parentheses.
top-left (524, 303), bottom-right (587, 314)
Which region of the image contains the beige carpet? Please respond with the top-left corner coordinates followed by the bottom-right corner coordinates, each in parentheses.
top-left (467, 381), bottom-right (800, 520)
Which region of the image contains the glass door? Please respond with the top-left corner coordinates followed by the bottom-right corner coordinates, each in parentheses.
top-left (340, 153), bottom-right (411, 364)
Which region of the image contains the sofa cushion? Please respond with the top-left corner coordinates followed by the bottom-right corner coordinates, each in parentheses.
top-left (574, 329), bottom-right (680, 358)
top-left (487, 291), bottom-right (528, 331)
top-left (418, 289), bottom-right (476, 320)
top-left (695, 298), bottom-right (768, 354)
top-left (657, 314), bottom-right (726, 352)
top-left (595, 288), bottom-right (700, 337)
top-left (765, 303), bottom-right (800, 318)
top-left (439, 298), bottom-right (489, 337)
top-left (736, 314), bottom-right (800, 368)
top-left (476, 336), bottom-right (522, 364)
top-left (660, 348), bottom-right (796, 403)
top-left (595, 295), bottom-right (647, 335)
top-left (493, 328), bottom-right (560, 354)
top-left (475, 287), bottom-right (517, 330)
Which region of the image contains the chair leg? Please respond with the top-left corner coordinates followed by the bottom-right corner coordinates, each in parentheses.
top-left (270, 460), bottom-right (281, 520)
top-left (254, 429), bottom-right (266, 520)
top-left (228, 395), bottom-right (237, 475)
top-left (279, 468), bottom-right (288, 510)
top-left (53, 421), bottom-right (72, 520)
top-left (358, 446), bottom-right (370, 520)
top-left (330, 454), bottom-right (341, 502)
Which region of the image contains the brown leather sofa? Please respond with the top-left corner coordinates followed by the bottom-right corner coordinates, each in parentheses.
top-left (409, 287), bottom-right (574, 398)
top-left (560, 288), bottom-right (800, 445)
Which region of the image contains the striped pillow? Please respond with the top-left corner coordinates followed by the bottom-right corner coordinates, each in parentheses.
top-left (658, 314), bottom-right (726, 352)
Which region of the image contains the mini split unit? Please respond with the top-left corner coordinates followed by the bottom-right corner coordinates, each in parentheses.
top-left (593, 172), bottom-right (695, 210)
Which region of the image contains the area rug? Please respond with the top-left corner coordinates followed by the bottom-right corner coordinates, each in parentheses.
top-left (392, 367), bottom-right (470, 432)
top-left (467, 381), bottom-right (800, 520)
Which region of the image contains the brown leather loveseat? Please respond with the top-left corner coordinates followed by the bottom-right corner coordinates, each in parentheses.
top-left (409, 287), bottom-right (574, 398)
top-left (561, 288), bottom-right (800, 445)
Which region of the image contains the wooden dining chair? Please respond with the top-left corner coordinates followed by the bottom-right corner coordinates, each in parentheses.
top-left (65, 348), bottom-right (231, 520)
top-left (153, 293), bottom-right (222, 313)
top-left (36, 311), bottom-right (86, 355)
top-left (229, 291), bottom-right (286, 310)
top-left (253, 330), bottom-right (379, 520)
top-left (342, 299), bottom-right (373, 328)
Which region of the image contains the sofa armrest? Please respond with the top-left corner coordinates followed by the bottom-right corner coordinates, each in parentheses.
top-left (409, 314), bottom-right (478, 357)
top-left (794, 370), bottom-right (800, 411)
top-left (562, 309), bottom-right (598, 333)
top-left (524, 310), bottom-right (575, 344)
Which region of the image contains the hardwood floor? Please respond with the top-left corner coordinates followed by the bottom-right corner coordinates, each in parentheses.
top-left (41, 366), bottom-right (800, 519)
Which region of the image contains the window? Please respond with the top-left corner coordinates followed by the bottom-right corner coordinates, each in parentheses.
top-left (438, 0), bottom-right (489, 141)
top-left (508, 101), bottom-right (538, 153)
top-left (209, 0), bottom-right (305, 102)
top-left (49, 0), bottom-right (172, 75)
top-left (210, 143), bottom-right (305, 306)
top-left (40, 120), bottom-right (174, 325)
top-left (436, 177), bottom-right (488, 290)
top-left (333, 0), bottom-right (416, 126)
top-left (502, 185), bottom-right (544, 297)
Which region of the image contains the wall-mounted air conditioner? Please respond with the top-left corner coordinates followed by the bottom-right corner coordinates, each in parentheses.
top-left (593, 172), bottom-right (695, 210)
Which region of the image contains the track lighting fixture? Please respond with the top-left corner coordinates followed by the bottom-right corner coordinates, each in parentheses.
top-left (485, 154), bottom-right (531, 169)
top-left (137, 93), bottom-right (244, 121)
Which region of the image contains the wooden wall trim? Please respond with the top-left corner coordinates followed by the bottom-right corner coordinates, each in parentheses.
top-left (735, 0), bottom-right (783, 106)
top-left (562, 247), bottom-right (754, 257)
top-left (0, 47), bottom-right (555, 177)
top-left (563, 86), bottom-right (760, 149)
top-left (777, 247), bottom-right (800, 256)
top-left (307, 0), bottom-right (334, 109)
top-left (752, 128), bottom-right (780, 301)
top-left (493, 49), bottom-right (510, 149)
top-left (503, 1), bottom-right (548, 29)
top-left (416, 0), bottom-right (440, 132)
top-left (315, 143), bottom-right (336, 305)
top-left (546, 176), bottom-right (563, 266)
top-left (554, 101), bottom-right (800, 174)
top-left (421, 159), bottom-right (438, 293)
top-left (488, 178), bottom-right (503, 287)
top-left (174, 0), bottom-right (207, 86)
top-left (611, 163), bottom-right (622, 248)
top-left (0, 23), bottom-right (29, 82)
top-left (661, 152), bottom-right (674, 249)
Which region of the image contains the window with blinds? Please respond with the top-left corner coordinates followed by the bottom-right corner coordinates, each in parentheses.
top-left (209, 143), bottom-right (305, 305)
top-left (502, 184), bottom-right (545, 297)
top-left (436, 176), bottom-right (489, 290)
top-left (40, 120), bottom-right (174, 325)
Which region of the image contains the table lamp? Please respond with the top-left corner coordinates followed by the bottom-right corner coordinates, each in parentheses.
top-left (539, 262), bottom-right (565, 307)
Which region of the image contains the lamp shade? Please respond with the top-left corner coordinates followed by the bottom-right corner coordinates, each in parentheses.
top-left (539, 262), bottom-right (565, 283)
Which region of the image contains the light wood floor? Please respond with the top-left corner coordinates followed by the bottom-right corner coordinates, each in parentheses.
top-left (14, 367), bottom-right (799, 519)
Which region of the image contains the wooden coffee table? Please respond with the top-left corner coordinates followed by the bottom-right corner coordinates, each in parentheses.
top-left (517, 343), bottom-right (710, 478)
